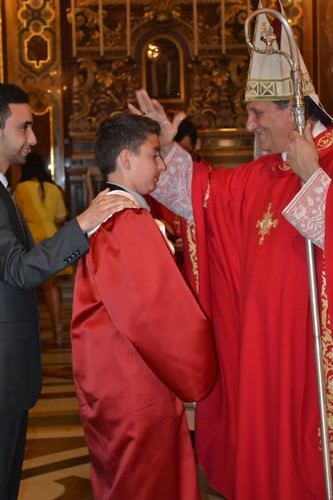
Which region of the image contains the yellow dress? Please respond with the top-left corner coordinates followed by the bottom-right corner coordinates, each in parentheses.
top-left (15, 180), bottom-right (72, 276)
top-left (15, 180), bottom-right (67, 244)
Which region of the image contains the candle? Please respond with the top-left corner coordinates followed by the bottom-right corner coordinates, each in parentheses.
top-left (71, 0), bottom-right (77, 57)
top-left (193, 0), bottom-right (198, 57)
top-left (126, 0), bottom-right (131, 57)
top-left (221, 0), bottom-right (225, 54)
top-left (98, 0), bottom-right (104, 56)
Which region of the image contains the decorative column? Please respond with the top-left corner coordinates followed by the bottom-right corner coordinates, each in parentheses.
top-left (126, 0), bottom-right (131, 57)
top-left (221, 0), bottom-right (226, 54)
top-left (98, 0), bottom-right (104, 56)
top-left (193, 0), bottom-right (198, 57)
top-left (71, 0), bottom-right (77, 57)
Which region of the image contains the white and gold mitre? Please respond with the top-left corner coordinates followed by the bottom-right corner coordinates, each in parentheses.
top-left (245, 1), bottom-right (315, 102)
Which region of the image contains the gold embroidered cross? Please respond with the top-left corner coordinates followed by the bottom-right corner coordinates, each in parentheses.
top-left (256, 202), bottom-right (279, 245)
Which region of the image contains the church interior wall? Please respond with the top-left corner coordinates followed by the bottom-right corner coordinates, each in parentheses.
top-left (0, 0), bottom-right (331, 216)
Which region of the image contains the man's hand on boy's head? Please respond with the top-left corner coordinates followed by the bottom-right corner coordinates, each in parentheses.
top-left (128, 89), bottom-right (185, 156)
top-left (76, 189), bottom-right (140, 233)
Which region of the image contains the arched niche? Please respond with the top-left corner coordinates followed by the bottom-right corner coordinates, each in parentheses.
top-left (142, 36), bottom-right (185, 103)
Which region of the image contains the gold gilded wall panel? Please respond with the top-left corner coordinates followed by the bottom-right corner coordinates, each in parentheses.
top-left (67, 0), bottom-right (252, 143)
top-left (316, 0), bottom-right (333, 117)
top-left (3, 0), bottom-right (65, 186)
top-left (18, 1), bottom-right (56, 72)
top-left (0, 6), bottom-right (3, 82)
top-left (1, 0), bottom-right (326, 208)
top-left (67, 0), bottom-right (308, 144)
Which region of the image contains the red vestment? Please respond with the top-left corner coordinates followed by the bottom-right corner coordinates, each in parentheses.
top-left (145, 194), bottom-right (182, 238)
top-left (71, 208), bottom-right (216, 499)
top-left (180, 159), bottom-right (214, 303)
top-left (192, 128), bottom-right (333, 499)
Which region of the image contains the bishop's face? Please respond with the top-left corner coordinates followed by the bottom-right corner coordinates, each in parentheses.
top-left (245, 100), bottom-right (296, 155)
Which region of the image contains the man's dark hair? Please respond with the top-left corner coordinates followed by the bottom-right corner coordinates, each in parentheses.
top-left (174, 118), bottom-right (198, 149)
top-left (95, 113), bottom-right (161, 176)
top-left (275, 96), bottom-right (333, 127)
top-left (0, 84), bottom-right (29, 129)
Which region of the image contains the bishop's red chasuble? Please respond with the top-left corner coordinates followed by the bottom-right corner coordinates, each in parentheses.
top-left (180, 159), bottom-right (214, 307)
top-left (71, 208), bottom-right (216, 500)
top-left (192, 128), bottom-right (333, 499)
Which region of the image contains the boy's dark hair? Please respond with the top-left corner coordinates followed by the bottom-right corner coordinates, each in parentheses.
top-left (0, 84), bottom-right (29, 129)
top-left (95, 113), bottom-right (161, 176)
top-left (174, 118), bottom-right (198, 149)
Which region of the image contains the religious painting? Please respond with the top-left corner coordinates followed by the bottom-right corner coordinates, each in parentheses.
top-left (143, 36), bottom-right (185, 102)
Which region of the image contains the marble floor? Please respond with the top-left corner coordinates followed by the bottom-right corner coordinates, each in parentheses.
top-left (18, 288), bottom-right (225, 500)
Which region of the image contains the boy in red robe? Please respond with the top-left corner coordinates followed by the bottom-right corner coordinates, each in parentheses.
top-left (71, 113), bottom-right (216, 499)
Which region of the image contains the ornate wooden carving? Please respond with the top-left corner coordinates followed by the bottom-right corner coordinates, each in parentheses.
top-left (0, 1), bottom-right (312, 213)
top-left (4, 0), bottom-right (65, 186)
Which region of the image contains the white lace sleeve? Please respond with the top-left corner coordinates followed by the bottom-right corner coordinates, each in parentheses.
top-left (282, 169), bottom-right (331, 249)
top-left (151, 144), bottom-right (194, 220)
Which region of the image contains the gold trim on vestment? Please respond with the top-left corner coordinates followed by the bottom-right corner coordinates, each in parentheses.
top-left (185, 220), bottom-right (199, 293)
top-left (319, 262), bottom-right (333, 463)
top-left (256, 202), bottom-right (279, 245)
top-left (317, 130), bottom-right (333, 152)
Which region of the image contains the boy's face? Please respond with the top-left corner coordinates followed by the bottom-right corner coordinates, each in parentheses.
top-left (128, 133), bottom-right (165, 195)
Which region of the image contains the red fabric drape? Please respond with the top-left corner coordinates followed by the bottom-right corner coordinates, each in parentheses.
top-left (192, 129), bottom-right (333, 499)
top-left (71, 208), bottom-right (216, 499)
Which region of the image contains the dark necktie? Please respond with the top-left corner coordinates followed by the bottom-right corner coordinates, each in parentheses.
top-left (0, 182), bottom-right (29, 247)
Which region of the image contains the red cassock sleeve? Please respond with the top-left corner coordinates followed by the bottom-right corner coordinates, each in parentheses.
top-left (73, 208), bottom-right (216, 402)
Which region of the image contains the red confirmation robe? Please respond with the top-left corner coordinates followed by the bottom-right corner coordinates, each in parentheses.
top-left (71, 207), bottom-right (216, 500)
top-left (192, 127), bottom-right (333, 500)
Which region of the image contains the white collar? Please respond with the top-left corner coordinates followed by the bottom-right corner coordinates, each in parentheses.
top-left (0, 172), bottom-right (8, 188)
top-left (88, 190), bottom-right (141, 237)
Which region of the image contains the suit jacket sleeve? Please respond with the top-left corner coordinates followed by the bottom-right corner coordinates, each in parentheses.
top-left (78, 208), bottom-right (216, 402)
top-left (0, 194), bottom-right (89, 289)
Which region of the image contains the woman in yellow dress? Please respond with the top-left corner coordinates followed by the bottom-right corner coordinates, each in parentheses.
top-left (15, 152), bottom-right (68, 346)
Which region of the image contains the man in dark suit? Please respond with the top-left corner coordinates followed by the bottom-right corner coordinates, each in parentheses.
top-left (0, 83), bottom-right (126, 499)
